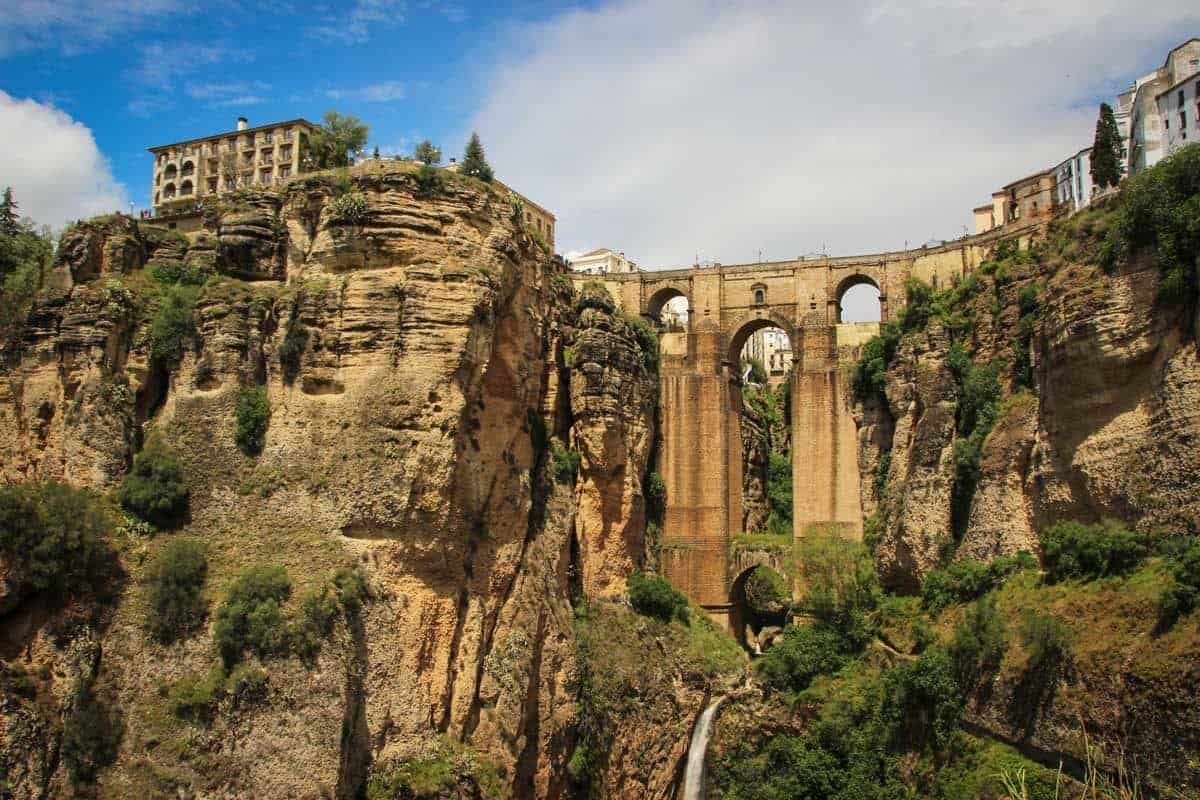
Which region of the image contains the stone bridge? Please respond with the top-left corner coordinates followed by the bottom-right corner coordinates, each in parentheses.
top-left (575, 222), bottom-right (1041, 629)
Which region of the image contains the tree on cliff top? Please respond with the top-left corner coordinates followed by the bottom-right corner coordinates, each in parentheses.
top-left (1090, 103), bottom-right (1123, 190)
top-left (413, 139), bottom-right (442, 165)
top-left (459, 132), bottom-right (494, 182)
top-left (0, 187), bottom-right (19, 236)
top-left (307, 111), bottom-right (369, 170)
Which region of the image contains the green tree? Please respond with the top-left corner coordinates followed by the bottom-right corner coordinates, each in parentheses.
top-left (0, 187), bottom-right (19, 236)
top-left (307, 110), bottom-right (369, 169)
top-left (235, 386), bottom-right (270, 456)
top-left (459, 132), bottom-right (494, 182)
top-left (413, 139), bottom-right (442, 165)
top-left (146, 538), bottom-right (207, 642)
top-left (1090, 103), bottom-right (1123, 190)
top-left (118, 437), bottom-right (189, 528)
top-left (213, 565), bottom-right (292, 666)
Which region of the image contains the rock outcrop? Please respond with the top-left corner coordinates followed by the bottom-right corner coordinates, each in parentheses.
top-left (0, 164), bottom-right (673, 799)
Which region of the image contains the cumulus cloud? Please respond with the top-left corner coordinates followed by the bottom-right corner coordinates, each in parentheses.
top-left (472, 0), bottom-right (1200, 267)
top-left (326, 81), bottom-right (406, 102)
top-left (0, 92), bottom-right (128, 228)
top-left (0, 0), bottom-right (185, 56)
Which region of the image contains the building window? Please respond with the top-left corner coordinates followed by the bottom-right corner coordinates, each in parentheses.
top-left (279, 165), bottom-right (291, 178)
top-left (1181, 90), bottom-right (1187, 109)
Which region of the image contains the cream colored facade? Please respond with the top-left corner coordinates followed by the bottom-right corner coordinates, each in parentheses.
top-left (569, 247), bottom-right (637, 275)
top-left (1125, 39), bottom-right (1200, 174)
top-left (149, 117), bottom-right (317, 215)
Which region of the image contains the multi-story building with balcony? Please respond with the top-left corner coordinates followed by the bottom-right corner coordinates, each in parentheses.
top-left (148, 117), bottom-right (317, 225)
top-left (1123, 39), bottom-right (1200, 174)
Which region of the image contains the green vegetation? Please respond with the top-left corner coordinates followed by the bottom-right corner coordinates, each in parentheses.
top-left (306, 110), bottom-right (370, 169)
top-left (1013, 283), bottom-right (1040, 390)
top-left (1039, 519), bottom-right (1148, 583)
top-left (920, 552), bottom-right (1036, 613)
top-left (0, 481), bottom-right (112, 604)
top-left (625, 312), bottom-right (659, 372)
top-left (145, 538), bottom-right (207, 643)
top-left (1102, 142), bottom-right (1200, 303)
top-left (327, 190), bottom-right (369, 224)
top-left (880, 646), bottom-right (964, 753)
top-left (165, 663), bottom-right (228, 724)
top-left (118, 436), bottom-right (189, 528)
top-left (0, 186), bottom-right (18, 236)
top-left (279, 313), bottom-right (308, 384)
top-left (1159, 537), bottom-right (1200, 626)
top-left (765, 452), bottom-right (793, 536)
top-left (212, 565), bottom-right (292, 667)
top-left (234, 385), bottom-right (270, 456)
top-left (948, 594), bottom-right (1008, 689)
top-left (291, 566), bottom-right (369, 662)
top-left (61, 682), bottom-right (124, 788)
top-left (459, 132), bottom-right (495, 182)
top-left (743, 355), bottom-right (767, 385)
top-left (757, 622), bottom-right (850, 693)
top-left (950, 355), bottom-right (1002, 538)
top-left (1018, 612), bottom-right (1073, 694)
top-left (644, 471), bottom-right (666, 522)
top-left (149, 259), bottom-right (206, 286)
top-left (367, 738), bottom-right (502, 800)
top-left (1090, 102), bottom-right (1124, 189)
top-left (550, 442), bottom-right (581, 483)
top-left (796, 532), bottom-right (880, 649)
top-left (743, 565), bottom-right (789, 615)
top-left (873, 450), bottom-right (891, 500)
top-left (627, 571), bottom-right (689, 622)
top-left (413, 139), bottom-right (442, 165)
top-left (149, 284), bottom-right (199, 364)
top-left (414, 162), bottom-right (444, 198)
top-left (575, 280), bottom-right (616, 314)
top-left (0, 189), bottom-right (51, 338)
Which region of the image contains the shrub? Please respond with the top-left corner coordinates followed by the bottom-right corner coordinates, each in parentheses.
top-left (166, 663), bottom-right (226, 724)
top-left (0, 481), bottom-right (111, 602)
top-left (898, 277), bottom-right (935, 332)
top-left (766, 451), bottom-right (793, 529)
top-left (414, 163), bottom-right (444, 198)
top-left (550, 443), bottom-right (581, 483)
top-left (235, 385), bottom-right (270, 456)
top-left (1020, 612), bottom-right (1073, 680)
top-left (949, 594), bottom-right (1008, 690)
top-left (213, 565), bottom-right (292, 666)
top-left (921, 552), bottom-right (1035, 613)
top-left (873, 450), bottom-right (891, 500)
top-left (150, 260), bottom-right (205, 286)
top-left (292, 566), bottom-right (369, 661)
top-left (743, 565), bottom-right (790, 615)
top-left (145, 538), bottom-right (207, 643)
top-left (1101, 143), bottom-right (1200, 303)
top-left (625, 313), bottom-right (659, 372)
top-left (118, 438), bottom-right (188, 528)
top-left (1160, 538), bottom-right (1200, 626)
top-left (851, 321), bottom-right (900, 402)
top-left (367, 738), bottom-right (502, 800)
top-left (149, 284), bottom-right (198, 364)
top-left (1040, 519), bottom-right (1149, 583)
top-left (880, 646), bottom-right (964, 753)
top-left (796, 533), bottom-right (880, 649)
top-left (627, 571), bottom-right (689, 622)
top-left (644, 471), bottom-right (666, 522)
top-left (225, 661), bottom-right (268, 708)
top-left (756, 623), bottom-right (848, 693)
top-left (61, 684), bottom-right (124, 786)
top-left (327, 190), bottom-right (368, 224)
top-left (574, 281), bottom-right (616, 314)
top-left (279, 317), bottom-right (308, 383)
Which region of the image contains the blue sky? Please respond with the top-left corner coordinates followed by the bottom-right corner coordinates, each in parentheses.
top-left (2, 1), bottom-right (1199, 266)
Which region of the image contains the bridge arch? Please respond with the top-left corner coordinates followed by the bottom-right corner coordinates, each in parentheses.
top-left (645, 285), bottom-right (688, 319)
top-left (726, 312), bottom-right (794, 368)
top-left (834, 272), bottom-right (885, 323)
top-left (729, 564), bottom-right (790, 652)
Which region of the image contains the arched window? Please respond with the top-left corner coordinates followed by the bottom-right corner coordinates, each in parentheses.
top-left (180, 180), bottom-right (194, 196)
top-left (751, 283), bottom-right (767, 306)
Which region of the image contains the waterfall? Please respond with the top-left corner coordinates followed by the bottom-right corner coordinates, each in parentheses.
top-left (682, 697), bottom-right (724, 800)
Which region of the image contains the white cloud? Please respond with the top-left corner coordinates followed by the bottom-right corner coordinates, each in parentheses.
top-left (326, 80), bottom-right (406, 102)
top-left (0, 0), bottom-right (185, 56)
top-left (473, 0), bottom-right (1200, 267)
top-left (309, 0), bottom-right (406, 44)
top-left (0, 92), bottom-right (128, 228)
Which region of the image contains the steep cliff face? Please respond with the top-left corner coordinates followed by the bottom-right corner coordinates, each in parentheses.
top-left (0, 165), bottom-right (668, 799)
top-left (864, 231), bottom-right (1200, 590)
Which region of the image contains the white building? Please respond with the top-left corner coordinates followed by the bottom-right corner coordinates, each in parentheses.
top-left (569, 248), bottom-right (638, 275)
top-left (1158, 72), bottom-right (1200, 158)
top-left (744, 328), bottom-right (792, 384)
top-left (1053, 148), bottom-right (1093, 211)
top-left (1123, 39), bottom-right (1200, 175)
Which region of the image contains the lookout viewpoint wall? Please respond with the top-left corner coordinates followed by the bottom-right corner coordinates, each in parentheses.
top-left (575, 221), bottom-right (1043, 629)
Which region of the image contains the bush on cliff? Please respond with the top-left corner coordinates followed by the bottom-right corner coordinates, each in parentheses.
top-left (921, 552), bottom-right (1035, 613)
top-left (1160, 537), bottom-right (1200, 627)
top-left (234, 385), bottom-right (270, 456)
top-left (327, 191), bottom-right (368, 225)
top-left (797, 533), bottom-right (880, 649)
top-left (1102, 142), bottom-right (1200, 304)
top-left (879, 646), bottom-right (965, 753)
top-left (627, 571), bottom-right (689, 622)
top-left (279, 315), bottom-right (308, 384)
top-left (145, 538), bottom-right (207, 643)
top-left (550, 442), bottom-right (581, 483)
top-left (119, 437), bottom-right (188, 528)
top-left (625, 312), bottom-right (659, 371)
top-left (149, 284), bottom-right (198, 364)
top-left (948, 594), bottom-right (1008, 690)
top-left (0, 481), bottom-right (113, 604)
top-left (367, 737), bottom-right (502, 800)
top-left (1039, 519), bottom-right (1148, 583)
top-left (757, 622), bottom-right (850, 693)
top-left (575, 281), bottom-right (616, 314)
top-left (744, 565), bottom-right (790, 615)
top-left (213, 565), bottom-right (292, 666)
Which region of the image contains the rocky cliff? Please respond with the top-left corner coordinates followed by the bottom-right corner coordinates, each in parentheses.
top-left (0, 164), bottom-right (679, 799)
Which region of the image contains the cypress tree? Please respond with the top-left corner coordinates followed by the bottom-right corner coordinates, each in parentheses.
top-left (459, 132), bottom-right (494, 183)
top-left (1090, 103), bottom-right (1123, 190)
top-left (0, 187), bottom-right (19, 236)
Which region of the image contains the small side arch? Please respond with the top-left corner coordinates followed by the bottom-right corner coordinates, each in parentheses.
top-left (835, 273), bottom-right (883, 323)
top-left (726, 313), bottom-right (793, 367)
top-left (645, 285), bottom-right (690, 326)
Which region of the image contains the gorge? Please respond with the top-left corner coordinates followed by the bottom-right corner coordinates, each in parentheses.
top-left (1, 151), bottom-right (1199, 800)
